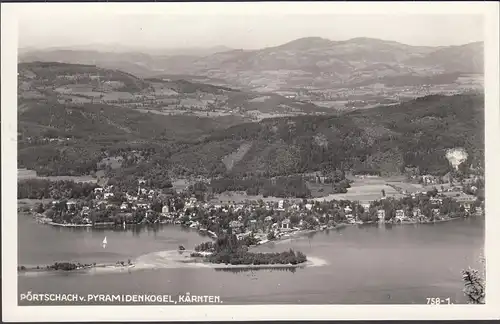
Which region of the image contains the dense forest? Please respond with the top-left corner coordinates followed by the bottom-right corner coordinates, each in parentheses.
top-left (18, 94), bottom-right (484, 182)
top-left (193, 234), bottom-right (308, 266)
top-left (173, 93), bottom-right (484, 178)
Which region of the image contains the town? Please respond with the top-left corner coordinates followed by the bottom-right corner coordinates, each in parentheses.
top-left (20, 171), bottom-right (484, 246)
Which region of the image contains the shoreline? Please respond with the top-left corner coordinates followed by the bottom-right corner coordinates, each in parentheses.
top-left (21, 207), bottom-right (478, 244)
top-left (18, 250), bottom-right (327, 277)
top-left (18, 263), bottom-right (136, 276)
top-left (258, 215), bottom-right (477, 246)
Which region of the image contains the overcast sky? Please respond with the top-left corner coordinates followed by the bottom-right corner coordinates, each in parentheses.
top-left (18, 13), bottom-right (484, 50)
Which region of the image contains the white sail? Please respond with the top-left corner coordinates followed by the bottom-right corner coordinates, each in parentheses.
top-left (103, 237), bottom-right (107, 245)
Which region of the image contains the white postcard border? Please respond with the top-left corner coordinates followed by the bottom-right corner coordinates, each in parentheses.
top-left (2, 1), bottom-right (499, 321)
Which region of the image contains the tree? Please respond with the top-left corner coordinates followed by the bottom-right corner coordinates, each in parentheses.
top-left (151, 201), bottom-right (163, 213)
top-left (35, 203), bottom-right (45, 214)
top-left (462, 267), bottom-right (485, 304)
top-left (289, 214), bottom-right (300, 226)
top-left (45, 209), bottom-right (55, 218)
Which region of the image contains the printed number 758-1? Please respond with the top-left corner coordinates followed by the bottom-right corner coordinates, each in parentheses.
top-left (427, 297), bottom-right (452, 305)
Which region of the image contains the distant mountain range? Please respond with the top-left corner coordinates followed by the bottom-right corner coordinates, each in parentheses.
top-left (19, 37), bottom-right (483, 90)
top-left (19, 44), bottom-right (233, 57)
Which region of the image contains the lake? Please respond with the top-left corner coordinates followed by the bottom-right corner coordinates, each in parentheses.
top-left (18, 214), bottom-right (484, 305)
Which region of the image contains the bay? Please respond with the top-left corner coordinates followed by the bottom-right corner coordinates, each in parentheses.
top-left (17, 214), bottom-right (484, 304)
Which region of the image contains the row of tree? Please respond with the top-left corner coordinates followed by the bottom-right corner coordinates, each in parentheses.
top-left (210, 175), bottom-right (312, 198)
top-left (18, 179), bottom-right (98, 200)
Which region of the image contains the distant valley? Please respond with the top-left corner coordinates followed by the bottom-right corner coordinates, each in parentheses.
top-left (19, 37), bottom-right (484, 111)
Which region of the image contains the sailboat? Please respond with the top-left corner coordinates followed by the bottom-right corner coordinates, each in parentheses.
top-left (102, 236), bottom-right (107, 249)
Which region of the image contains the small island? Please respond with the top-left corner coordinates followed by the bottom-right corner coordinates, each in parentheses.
top-left (190, 233), bottom-right (307, 266)
top-left (17, 260), bottom-right (134, 274)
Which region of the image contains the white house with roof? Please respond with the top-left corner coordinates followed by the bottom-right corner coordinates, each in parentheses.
top-left (81, 206), bottom-right (90, 216)
top-left (281, 219), bottom-right (291, 229)
top-left (455, 194), bottom-right (476, 212)
top-left (377, 209), bottom-right (386, 222)
top-left (136, 202), bottom-right (150, 210)
top-left (395, 209), bottom-right (405, 222)
top-left (249, 219), bottom-right (258, 231)
top-left (103, 192), bottom-right (114, 200)
top-left (430, 197), bottom-right (443, 205)
top-left (229, 220), bottom-right (244, 233)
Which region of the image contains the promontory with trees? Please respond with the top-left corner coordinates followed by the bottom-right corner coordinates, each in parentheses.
top-left (191, 233), bottom-right (307, 266)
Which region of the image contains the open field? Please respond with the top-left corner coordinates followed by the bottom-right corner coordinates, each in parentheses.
top-left (221, 143), bottom-right (253, 171)
top-left (18, 199), bottom-right (54, 208)
top-left (98, 156), bottom-right (123, 170)
top-left (172, 179), bottom-right (190, 193)
top-left (210, 176), bottom-right (436, 204)
top-left (210, 191), bottom-right (302, 204)
top-left (314, 177), bottom-right (420, 203)
top-left (306, 182), bottom-right (339, 198)
top-left (18, 169), bottom-right (97, 183)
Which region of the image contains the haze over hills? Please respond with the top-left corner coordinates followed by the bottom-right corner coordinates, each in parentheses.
top-left (19, 37), bottom-right (484, 92)
top-left (19, 44), bottom-right (233, 57)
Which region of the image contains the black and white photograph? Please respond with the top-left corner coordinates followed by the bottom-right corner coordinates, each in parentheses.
top-left (2, 1), bottom-right (499, 321)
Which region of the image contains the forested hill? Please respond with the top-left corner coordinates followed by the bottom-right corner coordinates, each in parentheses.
top-left (168, 94), bottom-right (484, 177)
top-left (18, 93), bottom-right (483, 179)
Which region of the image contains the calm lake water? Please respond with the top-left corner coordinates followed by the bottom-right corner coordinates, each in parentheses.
top-left (18, 214), bottom-right (484, 305)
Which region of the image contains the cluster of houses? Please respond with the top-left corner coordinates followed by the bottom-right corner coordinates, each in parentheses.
top-left (42, 176), bottom-right (483, 242)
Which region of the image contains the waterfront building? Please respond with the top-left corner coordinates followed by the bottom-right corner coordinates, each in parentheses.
top-left (66, 201), bottom-right (77, 211)
top-left (281, 219), bottom-right (291, 230)
top-left (377, 209), bottom-right (386, 222)
top-left (395, 209), bottom-right (405, 222)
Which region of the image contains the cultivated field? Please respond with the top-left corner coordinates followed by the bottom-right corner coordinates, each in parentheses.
top-left (18, 169), bottom-right (97, 183)
top-left (209, 191), bottom-right (301, 204)
top-left (314, 177), bottom-right (423, 203)
top-left (171, 179), bottom-right (189, 193)
top-left (221, 143), bottom-right (253, 171)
